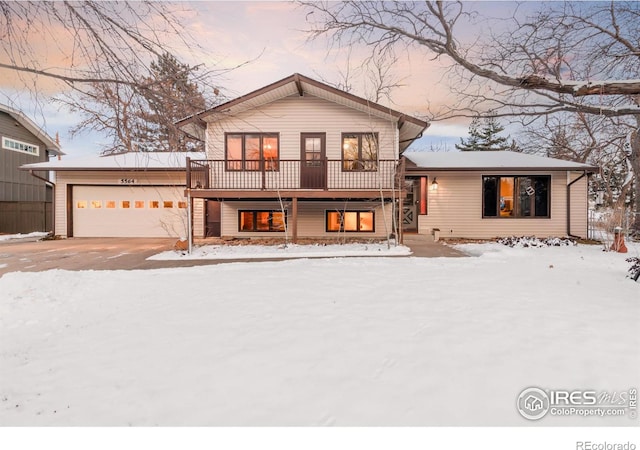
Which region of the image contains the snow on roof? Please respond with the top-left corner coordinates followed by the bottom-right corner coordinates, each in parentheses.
top-left (404, 151), bottom-right (598, 171)
top-left (20, 151), bottom-right (205, 171)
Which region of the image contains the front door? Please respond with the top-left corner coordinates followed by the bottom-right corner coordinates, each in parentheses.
top-left (402, 179), bottom-right (418, 232)
top-left (300, 133), bottom-right (326, 189)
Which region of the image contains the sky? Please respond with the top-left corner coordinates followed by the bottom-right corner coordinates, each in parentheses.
top-left (0, 1), bottom-right (531, 157)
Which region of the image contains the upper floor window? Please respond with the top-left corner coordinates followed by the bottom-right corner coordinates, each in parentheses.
top-left (342, 132), bottom-right (378, 171)
top-left (226, 133), bottom-right (279, 171)
top-left (483, 176), bottom-right (550, 218)
top-left (2, 137), bottom-right (39, 156)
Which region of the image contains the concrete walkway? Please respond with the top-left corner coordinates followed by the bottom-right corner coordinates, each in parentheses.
top-left (402, 233), bottom-right (468, 258)
top-left (0, 235), bottom-right (466, 276)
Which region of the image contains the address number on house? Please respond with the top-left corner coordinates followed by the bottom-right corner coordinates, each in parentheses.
top-left (119, 178), bottom-right (138, 185)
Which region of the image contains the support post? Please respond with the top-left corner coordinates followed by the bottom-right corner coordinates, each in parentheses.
top-left (187, 189), bottom-right (193, 254)
top-left (291, 197), bottom-right (298, 243)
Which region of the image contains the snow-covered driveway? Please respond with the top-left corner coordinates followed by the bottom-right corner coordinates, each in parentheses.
top-left (1, 243), bottom-right (638, 426)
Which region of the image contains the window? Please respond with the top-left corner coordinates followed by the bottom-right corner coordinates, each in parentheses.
top-left (135, 201), bottom-right (145, 209)
top-left (90, 200), bottom-right (102, 209)
top-left (106, 201), bottom-right (116, 209)
top-left (326, 211), bottom-right (375, 232)
top-left (121, 201), bottom-right (131, 209)
top-left (163, 201), bottom-right (174, 208)
top-left (76, 201), bottom-right (87, 209)
top-left (149, 201), bottom-right (159, 209)
top-left (178, 201), bottom-right (187, 209)
top-left (2, 137), bottom-right (39, 156)
top-left (483, 176), bottom-right (550, 218)
top-left (239, 210), bottom-right (286, 232)
top-left (342, 133), bottom-right (378, 171)
top-left (304, 136), bottom-right (323, 167)
top-left (226, 133), bottom-right (279, 171)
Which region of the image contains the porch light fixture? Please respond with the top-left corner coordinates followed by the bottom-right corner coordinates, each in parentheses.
top-left (431, 177), bottom-right (438, 191)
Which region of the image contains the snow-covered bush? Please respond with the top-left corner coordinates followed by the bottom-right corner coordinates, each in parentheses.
top-left (626, 257), bottom-right (640, 282)
top-left (497, 236), bottom-right (577, 248)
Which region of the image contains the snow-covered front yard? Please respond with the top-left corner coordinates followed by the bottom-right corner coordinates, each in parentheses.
top-left (0, 242), bottom-right (638, 426)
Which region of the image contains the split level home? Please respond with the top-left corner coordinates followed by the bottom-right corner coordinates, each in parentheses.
top-left (20, 73), bottom-right (597, 241)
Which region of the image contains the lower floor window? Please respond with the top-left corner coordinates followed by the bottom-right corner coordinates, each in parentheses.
top-left (326, 211), bottom-right (375, 232)
top-left (239, 210), bottom-right (286, 232)
top-left (483, 175), bottom-right (550, 218)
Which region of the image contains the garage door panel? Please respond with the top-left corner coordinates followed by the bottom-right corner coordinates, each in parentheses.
top-left (73, 186), bottom-right (187, 238)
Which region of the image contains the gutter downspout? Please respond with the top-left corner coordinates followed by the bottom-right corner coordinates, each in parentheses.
top-left (29, 170), bottom-right (55, 236)
top-left (567, 170), bottom-right (588, 239)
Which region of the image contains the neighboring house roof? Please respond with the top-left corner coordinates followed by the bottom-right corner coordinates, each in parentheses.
top-left (0, 103), bottom-right (63, 155)
top-left (177, 73), bottom-right (429, 152)
top-left (20, 151), bottom-right (205, 172)
top-left (404, 151), bottom-right (599, 172)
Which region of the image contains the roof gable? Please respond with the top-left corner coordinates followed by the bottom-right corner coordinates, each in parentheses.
top-left (177, 73), bottom-right (429, 152)
top-left (0, 103), bottom-right (63, 155)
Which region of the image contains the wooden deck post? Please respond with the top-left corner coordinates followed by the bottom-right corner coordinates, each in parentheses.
top-left (291, 197), bottom-right (298, 243)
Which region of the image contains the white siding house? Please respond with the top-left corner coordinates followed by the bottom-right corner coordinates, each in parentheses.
top-left (402, 151), bottom-right (598, 240)
top-left (178, 73), bottom-right (428, 241)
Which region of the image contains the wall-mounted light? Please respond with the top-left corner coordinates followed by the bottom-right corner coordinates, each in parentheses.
top-left (431, 177), bottom-right (439, 191)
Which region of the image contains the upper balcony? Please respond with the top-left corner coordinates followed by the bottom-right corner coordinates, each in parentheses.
top-left (186, 158), bottom-right (404, 199)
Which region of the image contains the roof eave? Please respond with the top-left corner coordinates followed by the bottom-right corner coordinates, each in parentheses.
top-left (405, 165), bottom-right (599, 172)
top-left (0, 103), bottom-right (62, 153)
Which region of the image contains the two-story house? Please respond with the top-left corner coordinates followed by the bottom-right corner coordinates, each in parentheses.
top-left (177, 73), bottom-right (428, 241)
top-left (0, 103), bottom-right (62, 234)
top-left (20, 73), bottom-right (596, 242)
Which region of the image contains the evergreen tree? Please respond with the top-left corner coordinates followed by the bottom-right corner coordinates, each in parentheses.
top-left (455, 116), bottom-right (510, 151)
top-left (137, 53), bottom-right (207, 152)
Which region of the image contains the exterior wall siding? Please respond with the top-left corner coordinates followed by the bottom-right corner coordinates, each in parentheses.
top-left (415, 170), bottom-right (588, 239)
top-left (568, 173), bottom-right (588, 238)
top-left (0, 201), bottom-right (52, 233)
top-left (54, 171), bottom-right (186, 237)
top-left (220, 200), bottom-right (394, 239)
top-left (0, 111), bottom-right (50, 203)
top-left (193, 198), bottom-right (204, 239)
top-left (205, 93), bottom-right (398, 163)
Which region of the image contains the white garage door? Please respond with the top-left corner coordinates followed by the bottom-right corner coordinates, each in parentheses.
top-left (73, 185), bottom-right (188, 238)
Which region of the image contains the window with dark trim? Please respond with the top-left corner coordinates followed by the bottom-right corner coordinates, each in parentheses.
top-left (342, 132), bottom-right (378, 171)
top-left (483, 176), bottom-right (550, 218)
top-left (326, 211), bottom-right (375, 232)
top-left (239, 210), bottom-right (286, 232)
top-left (226, 133), bottom-right (279, 171)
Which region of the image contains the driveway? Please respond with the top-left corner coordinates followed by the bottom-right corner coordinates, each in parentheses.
top-left (0, 235), bottom-right (466, 277)
top-left (0, 238), bottom-right (224, 276)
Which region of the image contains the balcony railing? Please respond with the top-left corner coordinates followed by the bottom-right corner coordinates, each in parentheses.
top-left (187, 159), bottom-right (401, 191)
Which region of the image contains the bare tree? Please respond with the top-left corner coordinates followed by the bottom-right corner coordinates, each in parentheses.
top-left (0, 2), bottom-right (234, 153)
top-left (1, 2), bottom-right (197, 91)
top-left (302, 0), bottom-right (640, 234)
top-left (57, 53), bottom-right (211, 155)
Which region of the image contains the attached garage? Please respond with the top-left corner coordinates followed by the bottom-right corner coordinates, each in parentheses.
top-left (20, 152), bottom-right (204, 239)
top-left (72, 185), bottom-right (188, 238)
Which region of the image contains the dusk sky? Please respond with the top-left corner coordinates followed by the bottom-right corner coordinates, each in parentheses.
top-left (0, 1), bottom-right (529, 156)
